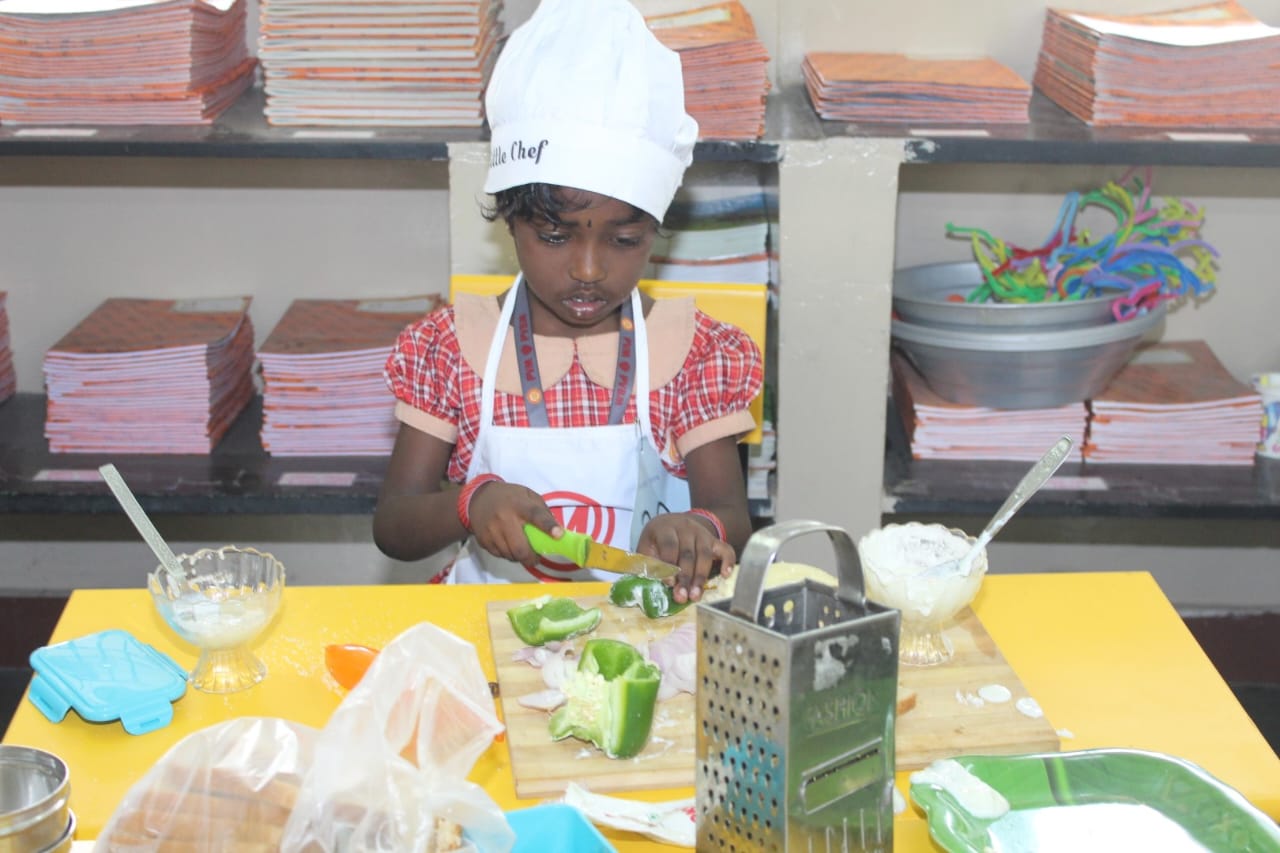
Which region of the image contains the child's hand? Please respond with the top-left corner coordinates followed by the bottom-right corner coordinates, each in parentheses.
top-left (467, 481), bottom-right (560, 567)
top-left (637, 513), bottom-right (736, 604)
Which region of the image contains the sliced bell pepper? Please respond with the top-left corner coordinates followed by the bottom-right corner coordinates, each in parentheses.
top-left (506, 594), bottom-right (602, 646)
top-left (549, 638), bottom-right (661, 759)
top-left (608, 575), bottom-right (690, 619)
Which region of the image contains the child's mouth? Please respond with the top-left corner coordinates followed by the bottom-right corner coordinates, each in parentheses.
top-left (564, 293), bottom-right (607, 320)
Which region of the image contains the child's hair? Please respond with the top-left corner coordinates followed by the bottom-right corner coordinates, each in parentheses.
top-left (483, 183), bottom-right (658, 229)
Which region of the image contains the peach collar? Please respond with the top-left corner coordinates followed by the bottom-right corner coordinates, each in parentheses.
top-left (454, 291), bottom-right (696, 395)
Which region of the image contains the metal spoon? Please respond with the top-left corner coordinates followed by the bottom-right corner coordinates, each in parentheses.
top-left (921, 435), bottom-right (1074, 579)
top-left (98, 463), bottom-right (186, 580)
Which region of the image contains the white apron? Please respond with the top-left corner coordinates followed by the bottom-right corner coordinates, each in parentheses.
top-left (450, 276), bottom-right (690, 584)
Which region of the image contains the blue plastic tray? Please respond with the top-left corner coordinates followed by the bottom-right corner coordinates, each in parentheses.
top-left (28, 628), bottom-right (188, 735)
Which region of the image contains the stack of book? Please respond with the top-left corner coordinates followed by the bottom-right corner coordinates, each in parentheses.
top-left (258, 0), bottom-right (503, 126)
top-left (0, 292), bottom-right (14, 405)
top-left (1034, 0), bottom-right (1280, 127)
top-left (1085, 340), bottom-right (1261, 465)
top-left (0, 0), bottom-right (255, 125)
top-left (802, 52), bottom-right (1031, 125)
top-left (43, 297), bottom-right (255, 454)
top-left (257, 295), bottom-right (443, 455)
top-left (646, 0), bottom-right (770, 140)
top-left (892, 351), bottom-right (1088, 461)
top-left (650, 162), bottom-right (772, 284)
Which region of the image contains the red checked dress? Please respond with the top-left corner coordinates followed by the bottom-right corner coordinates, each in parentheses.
top-left (385, 291), bottom-right (763, 484)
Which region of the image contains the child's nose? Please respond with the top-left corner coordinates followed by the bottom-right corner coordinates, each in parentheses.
top-left (569, 242), bottom-right (605, 284)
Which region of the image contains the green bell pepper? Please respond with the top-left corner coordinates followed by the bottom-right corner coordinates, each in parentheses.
top-left (506, 594), bottom-right (602, 646)
top-left (548, 638), bottom-right (661, 759)
top-left (609, 575), bottom-right (690, 619)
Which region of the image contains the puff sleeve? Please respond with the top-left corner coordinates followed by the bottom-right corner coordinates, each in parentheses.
top-left (670, 313), bottom-right (764, 455)
top-left (383, 307), bottom-right (464, 443)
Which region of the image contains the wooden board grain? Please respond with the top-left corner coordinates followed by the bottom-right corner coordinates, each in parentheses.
top-left (488, 597), bottom-right (1059, 798)
top-left (895, 607), bottom-right (1061, 770)
top-left (486, 595), bottom-right (698, 800)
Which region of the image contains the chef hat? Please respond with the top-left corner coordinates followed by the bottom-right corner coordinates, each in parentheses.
top-left (483, 0), bottom-right (698, 222)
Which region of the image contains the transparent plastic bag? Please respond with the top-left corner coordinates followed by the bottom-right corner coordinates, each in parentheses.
top-left (96, 622), bottom-right (514, 852)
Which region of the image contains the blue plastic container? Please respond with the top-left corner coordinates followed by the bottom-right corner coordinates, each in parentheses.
top-left (507, 803), bottom-right (615, 853)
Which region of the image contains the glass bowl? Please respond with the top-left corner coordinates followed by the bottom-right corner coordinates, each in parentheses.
top-left (857, 522), bottom-right (987, 667)
top-left (148, 546), bottom-right (286, 694)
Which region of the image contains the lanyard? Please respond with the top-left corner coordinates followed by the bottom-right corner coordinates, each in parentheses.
top-left (510, 281), bottom-right (637, 428)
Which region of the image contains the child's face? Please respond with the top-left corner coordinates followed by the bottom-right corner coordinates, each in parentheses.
top-left (510, 188), bottom-right (658, 336)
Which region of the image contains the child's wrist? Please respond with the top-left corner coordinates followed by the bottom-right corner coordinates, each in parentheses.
top-left (457, 474), bottom-right (504, 532)
top-left (688, 508), bottom-right (726, 541)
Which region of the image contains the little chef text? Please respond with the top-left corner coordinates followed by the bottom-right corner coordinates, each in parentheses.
top-left (491, 139), bottom-right (550, 168)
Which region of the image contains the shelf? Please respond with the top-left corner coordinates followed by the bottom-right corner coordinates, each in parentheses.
top-left (0, 85), bottom-right (795, 163)
top-left (816, 90), bottom-right (1280, 168)
top-left (0, 393), bottom-right (387, 515)
top-left (882, 398), bottom-right (1280, 521)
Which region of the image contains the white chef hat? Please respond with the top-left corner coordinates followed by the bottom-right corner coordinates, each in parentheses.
top-left (483, 0), bottom-right (698, 222)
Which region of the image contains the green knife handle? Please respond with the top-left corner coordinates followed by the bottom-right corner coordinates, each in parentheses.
top-left (523, 524), bottom-right (589, 567)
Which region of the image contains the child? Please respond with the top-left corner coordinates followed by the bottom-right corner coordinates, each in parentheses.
top-left (374, 0), bottom-right (763, 603)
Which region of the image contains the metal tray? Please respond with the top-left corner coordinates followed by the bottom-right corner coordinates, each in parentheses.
top-left (910, 748), bottom-right (1280, 853)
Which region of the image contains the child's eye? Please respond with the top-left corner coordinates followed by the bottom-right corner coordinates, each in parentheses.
top-left (613, 234), bottom-right (645, 248)
top-left (537, 230), bottom-right (568, 245)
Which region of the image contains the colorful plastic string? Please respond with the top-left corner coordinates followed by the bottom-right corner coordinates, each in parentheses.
top-left (945, 167), bottom-right (1218, 318)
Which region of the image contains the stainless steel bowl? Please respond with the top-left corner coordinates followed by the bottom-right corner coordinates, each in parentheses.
top-left (891, 303), bottom-right (1165, 409)
top-left (0, 746), bottom-right (71, 853)
top-left (38, 811), bottom-right (75, 853)
top-left (894, 261), bottom-right (1118, 330)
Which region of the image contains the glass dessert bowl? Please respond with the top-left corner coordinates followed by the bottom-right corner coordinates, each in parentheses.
top-left (857, 522), bottom-right (987, 667)
top-left (148, 546), bottom-right (286, 693)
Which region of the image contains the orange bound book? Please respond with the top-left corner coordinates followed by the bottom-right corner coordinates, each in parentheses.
top-left (805, 52), bottom-right (1030, 91)
top-left (48, 297), bottom-right (251, 355)
top-left (645, 0), bottom-right (758, 51)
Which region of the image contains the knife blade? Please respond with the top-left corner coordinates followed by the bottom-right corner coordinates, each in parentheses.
top-left (523, 524), bottom-right (681, 580)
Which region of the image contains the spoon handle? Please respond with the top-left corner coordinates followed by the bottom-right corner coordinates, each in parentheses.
top-left (975, 435), bottom-right (1074, 551)
top-left (98, 464), bottom-right (185, 578)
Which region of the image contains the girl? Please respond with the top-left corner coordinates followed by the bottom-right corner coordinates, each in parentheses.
top-left (373, 0), bottom-right (763, 603)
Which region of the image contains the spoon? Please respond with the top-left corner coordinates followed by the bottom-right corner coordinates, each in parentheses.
top-left (921, 435), bottom-right (1074, 579)
top-left (98, 463), bottom-right (186, 580)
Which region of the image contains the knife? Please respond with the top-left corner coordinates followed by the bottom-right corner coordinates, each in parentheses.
top-left (523, 524), bottom-right (681, 580)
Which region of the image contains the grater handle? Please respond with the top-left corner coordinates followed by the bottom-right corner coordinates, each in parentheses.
top-left (729, 519), bottom-right (866, 622)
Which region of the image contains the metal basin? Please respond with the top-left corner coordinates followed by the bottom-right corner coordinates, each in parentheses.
top-left (891, 303), bottom-right (1166, 409)
top-left (0, 746), bottom-right (71, 853)
top-left (894, 261), bottom-right (1118, 330)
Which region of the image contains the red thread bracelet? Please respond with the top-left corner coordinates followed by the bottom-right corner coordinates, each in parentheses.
top-left (688, 508), bottom-right (726, 541)
top-left (457, 474), bottom-right (503, 532)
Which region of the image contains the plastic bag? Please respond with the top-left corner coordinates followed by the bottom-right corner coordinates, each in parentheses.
top-left (96, 622), bottom-right (514, 852)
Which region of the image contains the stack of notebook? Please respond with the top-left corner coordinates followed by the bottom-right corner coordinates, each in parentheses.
top-left (0, 0), bottom-right (255, 125)
top-left (802, 52), bottom-right (1031, 125)
top-left (0, 292), bottom-right (14, 405)
top-left (649, 162), bottom-right (772, 284)
top-left (1034, 0), bottom-right (1280, 127)
top-left (1085, 340), bottom-right (1261, 465)
top-left (891, 351), bottom-right (1088, 461)
top-left (646, 0), bottom-right (770, 140)
top-left (257, 296), bottom-right (442, 455)
top-left (258, 0), bottom-right (503, 126)
top-left (43, 297), bottom-right (255, 454)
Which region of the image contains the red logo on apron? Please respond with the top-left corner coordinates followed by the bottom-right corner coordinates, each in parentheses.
top-left (526, 490), bottom-right (616, 581)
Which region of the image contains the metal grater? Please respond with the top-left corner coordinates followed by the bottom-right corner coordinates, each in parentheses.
top-left (695, 519), bottom-right (900, 852)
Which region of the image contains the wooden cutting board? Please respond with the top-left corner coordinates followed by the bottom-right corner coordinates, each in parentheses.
top-left (486, 595), bottom-right (698, 800)
top-left (487, 596), bottom-right (1058, 798)
top-left (895, 606), bottom-right (1060, 770)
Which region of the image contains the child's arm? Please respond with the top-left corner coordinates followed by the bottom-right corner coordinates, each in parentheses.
top-left (372, 425), bottom-right (466, 562)
top-left (373, 424), bottom-right (562, 566)
top-left (636, 435), bottom-right (748, 604)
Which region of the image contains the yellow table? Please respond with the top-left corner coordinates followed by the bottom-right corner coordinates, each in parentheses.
top-left (5, 572), bottom-right (1278, 850)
